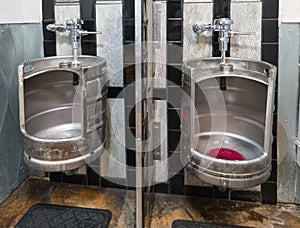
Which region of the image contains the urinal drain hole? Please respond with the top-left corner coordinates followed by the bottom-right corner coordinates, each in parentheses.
top-left (206, 148), bottom-right (245, 161)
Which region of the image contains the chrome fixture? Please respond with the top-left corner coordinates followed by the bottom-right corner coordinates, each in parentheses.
top-left (193, 18), bottom-right (254, 64)
top-left (47, 19), bottom-right (101, 66)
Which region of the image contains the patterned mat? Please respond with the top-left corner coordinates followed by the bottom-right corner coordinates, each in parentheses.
top-left (15, 203), bottom-right (112, 228)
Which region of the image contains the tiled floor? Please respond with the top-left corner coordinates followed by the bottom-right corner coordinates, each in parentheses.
top-left (0, 177), bottom-right (300, 228)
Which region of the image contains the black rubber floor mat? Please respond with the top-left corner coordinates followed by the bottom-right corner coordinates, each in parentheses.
top-left (172, 220), bottom-right (251, 228)
top-left (15, 203), bottom-right (112, 228)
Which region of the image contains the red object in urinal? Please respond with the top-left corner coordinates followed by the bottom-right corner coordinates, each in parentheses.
top-left (207, 148), bottom-right (245, 161)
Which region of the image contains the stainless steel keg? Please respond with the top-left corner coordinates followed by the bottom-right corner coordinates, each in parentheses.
top-left (19, 56), bottom-right (107, 172)
top-left (182, 57), bottom-right (276, 189)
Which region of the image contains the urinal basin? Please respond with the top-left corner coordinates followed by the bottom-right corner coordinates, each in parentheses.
top-left (182, 57), bottom-right (276, 189)
top-left (19, 56), bottom-right (107, 172)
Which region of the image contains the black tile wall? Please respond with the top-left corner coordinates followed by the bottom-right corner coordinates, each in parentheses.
top-left (185, 186), bottom-right (214, 198)
top-left (82, 41), bottom-right (97, 55)
top-left (261, 0), bottom-right (279, 205)
top-left (262, 20), bottom-right (279, 43)
top-left (262, 0), bottom-right (279, 19)
top-left (124, 64), bottom-right (135, 85)
top-left (87, 167), bottom-right (100, 186)
top-left (167, 65), bottom-right (182, 86)
top-left (80, 0), bottom-right (95, 19)
top-left (49, 172), bottom-right (63, 182)
top-left (167, 46), bottom-right (183, 64)
top-left (126, 169), bottom-right (136, 189)
top-left (230, 190), bottom-right (262, 202)
top-left (42, 0), bottom-right (55, 20)
top-left (126, 106), bottom-right (136, 128)
top-left (101, 177), bottom-right (127, 189)
top-left (262, 44), bottom-right (278, 66)
top-left (272, 137), bottom-right (277, 160)
top-left (166, 4), bottom-right (183, 203)
top-left (154, 183), bottom-right (169, 194)
top-left (170, 173), bottom-right (184, 195)
top-left (43, 40), bottom-right (56, 57)
top-left (168, 109), bottom-right (181, 130)
top-left (124, 85), bottom-right (135, 106)
top-left (124, 22), bottom-right (135, 42)
top-left (123, 0), bottom-right (137, 187)
top-left (168, 87), bottom-right (181, 109)
top-left (261, 182), bottom-right (277, 204)
top-left (62, 173), bottom-right (87, 185)
top-left (107, 87), bottom-right (124, 99)
top-left (42, 0), bottom-right (56, 57)
top-left (213, 186), bottom-right (231, 199)
top-left (167, 1), bottom-right (181, 18)
top-left (126, 149), bottom-right (136, 167)
top-left (124, 0), bottom-right (134, 19)
top-left (125, 127), bottom-right (136, 151)
top-left (82, 20), bottom-right (96, 41)
top-left (168, 151), bottom-right (184, 174)
top-left (268, 160), bottom-right (278, 182)
top-left (168, 130), bottom-right (181, 152)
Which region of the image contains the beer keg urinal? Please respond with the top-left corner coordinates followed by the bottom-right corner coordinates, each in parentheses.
top-left (182, 58), bottom-right (276, 189)
top-left (19, 56), bottom-right (107, 172)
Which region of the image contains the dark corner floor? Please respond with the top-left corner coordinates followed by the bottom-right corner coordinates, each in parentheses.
top-left (0, 177), bottom-right (300, 228)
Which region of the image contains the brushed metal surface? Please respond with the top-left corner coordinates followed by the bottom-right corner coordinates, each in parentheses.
top-left (19, 56), bottom-right (107, 172)
top-left (0, 23), bottom-right (43, 204)
top-left (182, 57), bottom-right (276, 189)
top-left (277, 24), bottom-right (300, 203)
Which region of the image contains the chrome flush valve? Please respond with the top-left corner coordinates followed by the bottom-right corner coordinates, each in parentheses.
top-left (47, 19), bottom-right (101, 67)
top-left (193, 18), bottom-right (254, 64)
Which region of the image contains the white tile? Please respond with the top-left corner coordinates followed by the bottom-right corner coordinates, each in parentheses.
top-left (55, 2), bottom-right (80, 56)
top-left (230, 2), bottom-right (262, 60)
top-left (101, 99), bottom-right (126, 178)
top-left (153, 1), bottom-right (167, 88)
top-left (183, 2), bottom-right (213, 61)
top-left (96, 1), bottom-right (124, 87)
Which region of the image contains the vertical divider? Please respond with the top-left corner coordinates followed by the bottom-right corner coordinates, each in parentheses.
top-left (135, 0), bottom-right (143, 226)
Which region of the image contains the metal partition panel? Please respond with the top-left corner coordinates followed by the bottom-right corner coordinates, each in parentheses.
top-left (135, 0), bottom-right (143, 226)
top-left (135, 0), bottom-right (155, 227)
top-left (0, 23), bottom-right (43, 203)
top-left (277, 24), bottom-right (300, 203)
